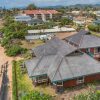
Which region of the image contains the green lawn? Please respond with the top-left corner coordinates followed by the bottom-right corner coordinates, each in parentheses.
top-left (90, 31), bottom-right (100, 37)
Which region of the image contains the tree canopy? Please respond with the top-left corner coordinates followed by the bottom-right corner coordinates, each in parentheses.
top-left (26, 3), bottom-right (37, 10)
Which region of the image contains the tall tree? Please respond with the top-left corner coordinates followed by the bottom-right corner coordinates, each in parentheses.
top-left (27, 3), bottom-right (37, 10)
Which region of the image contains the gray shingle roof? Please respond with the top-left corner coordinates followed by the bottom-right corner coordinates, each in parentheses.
top-left (64, 30), bottom-right (100, 48)
top-left (25, 53), bottom-right (100, 82)
top-left (25, 37), bottom-right (100, 82)
top-left (27, 18), bottom-right (43, 24)
top-left (25, 55), bottom-right (56, 77)
top-left (32, 37), bottom-right (77, 57)
top-left (64, 30), bottom-right (89, 46)
top-left (48, 54), bottom-right (100, 82)
top-left (25, 58), bottom-right (39, 77)
top-left (79, 35), bottom-right (100, 48)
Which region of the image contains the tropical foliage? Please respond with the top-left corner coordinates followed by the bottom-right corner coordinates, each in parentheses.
top-left (5, 44), bottom-right (26, 56)
top-left (21, 91), bottom-right (52, 100)
top-left (88, 24), bottom-right (100, 32)
top-left (0, 16), bottom-right (29, 56)
top-left (59, 18), bottom-right (73, 27)
top-left (26, 3), bottom-right (37, 10)
top-left (74, 91), bottom-right (100, 100)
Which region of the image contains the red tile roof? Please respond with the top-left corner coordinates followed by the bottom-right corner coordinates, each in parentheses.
top-left (24, 10), bottom-right (59, 15)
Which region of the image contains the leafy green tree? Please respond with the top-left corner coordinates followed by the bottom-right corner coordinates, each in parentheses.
top-left (59, 18), bottom-right (73, 27)
top-left (5, 44), bottom-right (27, 56)
top-left (88, 24), bottom-right (100, 32)
top-left (27, 3), bottom-right (37, 10)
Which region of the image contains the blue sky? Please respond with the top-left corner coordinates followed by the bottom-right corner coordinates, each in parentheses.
top-left (1, 0), bottom-right (100, 8)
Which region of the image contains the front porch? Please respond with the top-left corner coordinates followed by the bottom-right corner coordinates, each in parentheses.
top-left (32, 75), bottom-right (49, 86)
top-left (81, 48), bottom-right (100, 61)
top-left (94, 53), bottom-right (100, 61)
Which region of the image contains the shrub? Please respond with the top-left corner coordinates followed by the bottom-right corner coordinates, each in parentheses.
top-left (21, 91), bottom-right (52, 100)
top-left (88, 24), bottom-right (100, 32)
top-left (6, 45), bottom-right (27, 56)
top-left (74, 91), bottom-right (100, 100)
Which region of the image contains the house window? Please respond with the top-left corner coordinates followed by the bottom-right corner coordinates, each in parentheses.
top-left (56, 81), bottom-right (63, 86)
top-left (97, 47), bottom-right (100, 53)
top-left (86, 48), bottom-right (90, 53)
top-left (36, 75), bottom-right (47, 80)
top-left (94, 48), bottom-right (100, 53)
top-left (77, 77), bottom-right (84, 84)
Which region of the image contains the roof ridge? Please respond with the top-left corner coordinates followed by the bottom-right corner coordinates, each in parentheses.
top-left (78, 34), bottom-right (85, 48)
top-left (31, 55), bottom-right (44, 76)
top-left (52, 56), bottom-right (63, 81)
top-left (65, 57), bottom-right (75, 78)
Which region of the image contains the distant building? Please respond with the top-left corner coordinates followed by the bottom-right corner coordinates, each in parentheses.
top-left (14, 14), bottom-right (44, 26)
top-left (93, 19), bottom-right (100, 25)
top-left (27, 18), bottom-right (43, 26)
top-left (25, 27), bottom-right (76, 41)
top-left (62, 15), bottom-right (73, 20)
top-left (74, 20), bottom-right (85, 26)
top-left (95, 11), bottom-right (100, 19)
top-left (71, 11), bottom-right (80, 16)
top-left (14, 14), bottom-right (32, 22)
top-left (23, 10), bottom-right (61, 22)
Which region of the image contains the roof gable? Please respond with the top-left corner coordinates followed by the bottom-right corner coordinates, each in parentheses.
top-left (25, 55), bottom-right (56, 77)
top-left (79, 35), bottom-right (100, 48)
top-left (65, 30), bottom-right (100, 48)
top-left (48, 54), bottom-right (100, 82)
top-left (32, 37), bottom-right (77, 57)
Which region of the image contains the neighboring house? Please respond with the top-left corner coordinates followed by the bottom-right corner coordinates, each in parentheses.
top-left (93, 19), bottom-right (100, 25)
top-left (27, 18), bottom-right (43, 26)
top-left (62, 15), bottom-right (73, 21)
top-left (25, 27), bottom-right (76, 41)
top-left (14, 14), bottom-right (43, 26)
top-left (95, 11), bottom-right (100, 19)
top-left (64, 30), bottom-right (100, 60)
top-left (25, 37), bottom-right (100, 92)
top-left (23, 10), bottom-right (61, 22)
top-left (73, 19), bottom-right (85, 27)
top-left (71, 11), bottom-right (80, 16)
top-left (73, 17), bottom-right (87, 30)
top-left (14, 14), bottom-right (32, 22)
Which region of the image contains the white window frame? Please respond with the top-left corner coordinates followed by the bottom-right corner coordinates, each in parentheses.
top-left (56, 81), bottom-right (63, 86)
top-left (77, 77), bottom-right (84, 84)
top-left (86, 48), bottom-right (90, 53)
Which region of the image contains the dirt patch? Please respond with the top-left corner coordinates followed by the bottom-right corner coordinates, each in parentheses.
top-left (55, 32), bottom-right (76, 39)
top-left (0, 45), bottom-right (22, 100)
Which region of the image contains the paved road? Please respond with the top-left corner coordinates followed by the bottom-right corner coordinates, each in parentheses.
top-left (0, 71), bottom-right (9, 100)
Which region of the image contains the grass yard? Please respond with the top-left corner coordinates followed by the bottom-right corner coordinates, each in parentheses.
top-left (91, 31), bottom-right (100, 37)
top-left (20, 39), bottom-right (44, 49)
